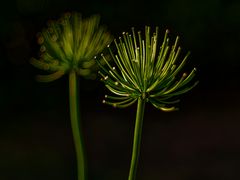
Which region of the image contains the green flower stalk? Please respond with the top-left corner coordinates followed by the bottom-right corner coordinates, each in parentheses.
top-left (31, 12), bottom-right (112, 180)
top-left (97, 26), bottom-right (198, 180)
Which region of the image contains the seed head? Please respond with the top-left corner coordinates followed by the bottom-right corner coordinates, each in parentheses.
top-left (31, 12), bottom-right (112, 82)
top-left (98, 26), bottom-right (198, 111)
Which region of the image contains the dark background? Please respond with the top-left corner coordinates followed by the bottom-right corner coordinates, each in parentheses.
top-left (0, 0), bottom-right (240, 179)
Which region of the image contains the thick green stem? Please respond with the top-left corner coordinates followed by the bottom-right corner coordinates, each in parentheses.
top-left (69, 71), bottom-right (86, 180)
top-left (128, 97), bottom-right (146, 180)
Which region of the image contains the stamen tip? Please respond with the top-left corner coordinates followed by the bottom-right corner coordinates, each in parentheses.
top-left (183, 73), bottom-right (187, 77)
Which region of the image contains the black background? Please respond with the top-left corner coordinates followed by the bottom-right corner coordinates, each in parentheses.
top-left (0, 0), bottom-right (240, 179)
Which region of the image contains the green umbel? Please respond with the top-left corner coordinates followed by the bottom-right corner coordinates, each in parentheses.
top-left (31, 12), bottom-right (112, 180)
top-left (31, 12), bottom-right (112, 80)
top-left (98, 26), bottom-right (198, 180)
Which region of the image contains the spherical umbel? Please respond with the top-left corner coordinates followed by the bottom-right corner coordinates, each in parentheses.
top-left (98, 26), bottom-right (198, 111)
top-left (31, 12), bottom-right (112, 82)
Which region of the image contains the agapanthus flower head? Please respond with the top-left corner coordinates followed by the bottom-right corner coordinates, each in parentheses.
top-left (98, 26), bottom-right (198, 111)
top-left (31, 12), bottom-right (112, 81)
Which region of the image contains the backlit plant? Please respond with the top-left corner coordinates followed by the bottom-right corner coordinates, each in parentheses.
top-left (97, 26), bottom-right (198, 180)
top-left (31, 12), bottom-right (112, 180)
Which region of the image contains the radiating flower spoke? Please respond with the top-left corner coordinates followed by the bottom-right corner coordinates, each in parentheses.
top-left (150, 96), bottom-right (180, 105)
top-left (36, 70), bottom-right (65, 82)
top-left (103, 97), bottom-right (137, 108)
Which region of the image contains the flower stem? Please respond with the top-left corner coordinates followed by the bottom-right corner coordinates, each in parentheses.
top-left (128, 97), bottom-right (146, 180)
top-left (69, 70), bottom-right (87, 180)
